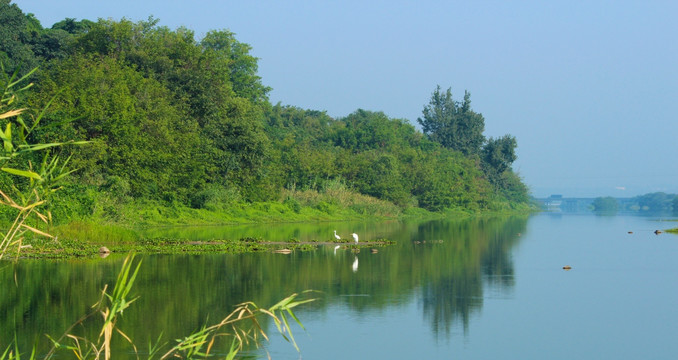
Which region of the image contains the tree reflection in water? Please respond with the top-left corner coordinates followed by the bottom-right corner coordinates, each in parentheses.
top-left (1, 216), bottom-right (528, 353)
top-left (416, 217), bottom-right (525, 337)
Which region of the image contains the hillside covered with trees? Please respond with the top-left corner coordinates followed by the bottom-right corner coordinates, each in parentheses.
top-left (0, 1), bottom-right (530, 226)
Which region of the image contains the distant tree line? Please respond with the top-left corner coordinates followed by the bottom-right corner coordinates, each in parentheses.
top-left (593, 192), bottom-right (678, 214)
top-left (0, 0), bottom-right (530, 220)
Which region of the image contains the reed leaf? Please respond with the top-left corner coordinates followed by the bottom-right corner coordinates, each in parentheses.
top-left (19, 223), bottom-right (54, 238)
top-left (1, 167), bottom-right (41, 180)
top-left (5, 66), bottom-right (37, 90)
top-left (0, 108), bottom-right (24, 120)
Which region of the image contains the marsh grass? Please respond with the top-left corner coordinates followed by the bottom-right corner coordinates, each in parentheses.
top-left (50, 221), bottom-right (139, 245)
top-left (281, 179), bottom-right (402, 218)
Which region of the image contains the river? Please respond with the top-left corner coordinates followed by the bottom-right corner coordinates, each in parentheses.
top-left (2, 213), bottom-right (677, 359)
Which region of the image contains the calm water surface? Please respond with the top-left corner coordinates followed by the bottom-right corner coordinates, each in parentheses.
top-left (2, 214), bottom-right (677, 359)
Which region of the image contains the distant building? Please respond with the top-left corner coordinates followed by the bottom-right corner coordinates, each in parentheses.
top-left (545, 194), bottom-right (563, 208)
top-left (534, 195), bottom-right (596, 213)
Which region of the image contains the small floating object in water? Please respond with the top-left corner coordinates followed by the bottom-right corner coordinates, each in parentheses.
top-left (273, 248), bottom-right (292, 254)
top-left (562, 265), bottom-right (572, 270)
top-left (628, 231), bottom-right (633, 234)
top-left (98, 246), bottom-right (111, 258)
top-left (654, 230), bottom-right (662, 235)
top-left (370, 248), bottom-right (378, 254)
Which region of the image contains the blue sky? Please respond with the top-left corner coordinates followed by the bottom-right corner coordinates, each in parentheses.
top-left (13, 0), bottom-right (678, 198)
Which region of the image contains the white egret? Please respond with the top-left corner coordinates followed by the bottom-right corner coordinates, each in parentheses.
top-left (334, 230), bottom-right (341, 240)
top-left (352, 233), bottom-right (359, 244)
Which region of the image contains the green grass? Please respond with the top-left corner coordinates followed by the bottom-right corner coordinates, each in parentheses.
top-left (1, 179), bottom-right (530, 259)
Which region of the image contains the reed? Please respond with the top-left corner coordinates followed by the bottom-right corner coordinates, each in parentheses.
top-left (3, 252), bottom-right (315, 359)
top-left (0, 189), bottom-right (53, 261)
top-left (0, 66), bottom-right (86, 260)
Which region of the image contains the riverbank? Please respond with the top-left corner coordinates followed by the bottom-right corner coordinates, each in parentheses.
top-left (5, 195), bottom-right (533, 260)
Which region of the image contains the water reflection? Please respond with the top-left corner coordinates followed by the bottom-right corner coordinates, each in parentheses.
top-left (0, 216), bottom-right (528, 355)
top-left (414, 217), bottom-right (524, 337)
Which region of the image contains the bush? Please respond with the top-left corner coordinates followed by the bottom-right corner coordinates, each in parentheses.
top-left (283, 197), bottom-right (302, 213)
top-left (190, 184), bottom-right (242, 211)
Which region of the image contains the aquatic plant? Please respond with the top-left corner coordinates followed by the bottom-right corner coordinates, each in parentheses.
top-left (2, 252), bottom-right (315, 359)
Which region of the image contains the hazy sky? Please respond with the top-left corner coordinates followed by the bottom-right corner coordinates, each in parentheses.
top-left (13, 0), bottom-right (678, 198)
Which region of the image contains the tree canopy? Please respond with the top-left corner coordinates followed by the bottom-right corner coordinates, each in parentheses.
top-left (1, 3), bottom-right (531, 220)
top-left (417, 86), bottom-right (485, 156)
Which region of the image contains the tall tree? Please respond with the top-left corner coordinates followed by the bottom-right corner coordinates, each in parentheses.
top-left (51, 18), bottom-right (94, 34)
top-left (482, 135), bottom-right (517, 174)
top-left (0, 0), bottom-right (40, 76)
top-left (201, 30), bottom-right (271, 104)
top-left (417, 85), bottom-right (485, 156)
top-left (33, 55), bottom-right (207, 200)
top-left (481, 134), bottom-right (520, 195)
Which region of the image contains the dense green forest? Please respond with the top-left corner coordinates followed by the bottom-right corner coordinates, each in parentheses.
top-left (0, 0), bottom-right (530, 227)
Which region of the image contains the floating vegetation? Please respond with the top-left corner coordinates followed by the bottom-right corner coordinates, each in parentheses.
top-left (10, 236), bottom-right (394, 259)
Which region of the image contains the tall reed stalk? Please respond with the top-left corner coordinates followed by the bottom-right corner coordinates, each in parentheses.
top-left (0, 65), bottom-right (85, 260)
top-left (0, 188), bottom-right (52, 261)
top-left (2, 252), bottom-right (315, 359)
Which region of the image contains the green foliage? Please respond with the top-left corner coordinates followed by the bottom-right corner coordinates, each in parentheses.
top-left (628, 192), bottom-right (676, 212)
top-left (201, 29), bottom-right (271, 103)
top-left (33, 54), bottom-right (207, 200)
top-left (190, 184), bottom-right (241, 211)
top-left (0, 0), bottom-right (41, 77)
top-left (0, 64), bottom-right (85, 260)
top-left (481, 134), bottom-right (524, 201)
top-left (332, 109), bottom-right (420, 151)
top-left (417, 86), bottom-right (485, 156)
top-left (0, 1), bottom-right (81, 77)
top-left (51, 18), bottom-right (94, 35)
top-left (1, 2), bottom-right (531, 225)
top-left (482, 135), bottom-right (517, 177)
top-left (592, 196), bottom-right (619, 212)
top-left (282, 196), bottom-right (302, 213)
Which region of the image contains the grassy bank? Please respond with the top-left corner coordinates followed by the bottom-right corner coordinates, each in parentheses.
top-left (1, 183), bottom-right (533, 259)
